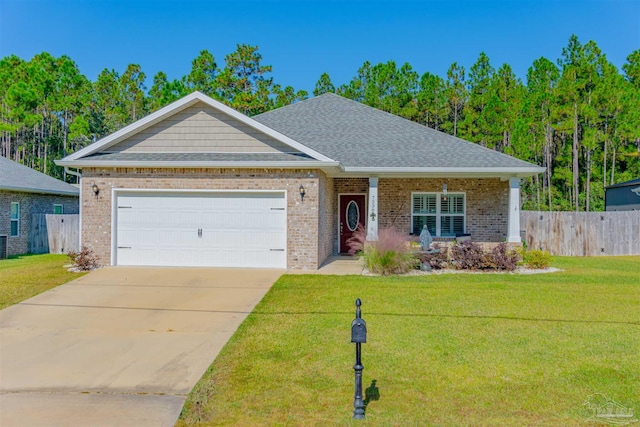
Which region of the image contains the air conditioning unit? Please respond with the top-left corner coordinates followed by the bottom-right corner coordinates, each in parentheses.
top-left (0, 235), bottom-right (7, 259)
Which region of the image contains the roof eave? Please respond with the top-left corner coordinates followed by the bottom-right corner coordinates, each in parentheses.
top-left (0, 185), bottom-right (79, 196)
top-left (340, 166), bottom-right (546, 178)
top-left (55, 159), bottom-right (343, 170)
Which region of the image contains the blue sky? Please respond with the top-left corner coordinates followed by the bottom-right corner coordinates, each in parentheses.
top-left (1, 0), bottom-right (638, 94)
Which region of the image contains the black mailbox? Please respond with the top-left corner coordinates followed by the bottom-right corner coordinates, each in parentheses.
top-left (351, 318), bottom-right (367, 343)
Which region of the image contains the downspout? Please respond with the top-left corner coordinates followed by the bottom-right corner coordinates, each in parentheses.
top-left (64, 167), bottom-right (82, 251)
top-left (65, 167), bottom-right (81, 180)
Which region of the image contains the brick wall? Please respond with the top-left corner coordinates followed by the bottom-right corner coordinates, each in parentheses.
top-left (328, 177), bottom-right (510, 245)
top-left (0, 190), bottom-right (79, 256)
top-left (378, 178), bottom-right (509, 241)
top-left (81, 168), bottom-right (325, 270)
top-left (78, 171), bottom-right (510, 269)
top-left (317, 173), bottom-right (335, 266)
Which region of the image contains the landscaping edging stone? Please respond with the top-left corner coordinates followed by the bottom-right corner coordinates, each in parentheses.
top-left (363, 267), bottom-right (561, 276)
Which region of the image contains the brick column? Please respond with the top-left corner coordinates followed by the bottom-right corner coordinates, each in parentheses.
top-left (367, 177), bottom-right (378, 241)
top-left (507, 177), bottom-right (521, 243)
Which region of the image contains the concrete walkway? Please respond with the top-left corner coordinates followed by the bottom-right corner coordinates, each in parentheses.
top-left (0, 267), bottom-right (282, 427)
top-left (288, 255), bottom-right (364, 275)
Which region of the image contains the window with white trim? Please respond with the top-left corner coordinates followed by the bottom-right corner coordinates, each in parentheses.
top-left (412, 193), bottom-right (465, 237)
top-left (53, 204), bottom-right (63, 214)
top-left (10, 202), bottom-right (20, 236)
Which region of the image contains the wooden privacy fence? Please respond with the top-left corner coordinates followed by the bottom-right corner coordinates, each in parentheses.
top-left (520, 211), bottom-right (640, 256)
top-left (29, 214), bottom-right (80, 254)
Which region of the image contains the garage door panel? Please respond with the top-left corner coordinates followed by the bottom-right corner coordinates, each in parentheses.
top-left (115, 191), bottom-right (286, 268)
top-left (205, 230), bottom-right (284, 248)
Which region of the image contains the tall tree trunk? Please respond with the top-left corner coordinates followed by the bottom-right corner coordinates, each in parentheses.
top-left (535, 174), bottom-right (540, 210)
top-left (610, 146), bottom-right (616, 185)
top-left (63, 110), bottom-right (68, 181)
top-left (453, 103), bottom-right (459, 137)
top-left (586, 149), bottom-right (591, 212)
top-left (572, 102), bottom-right (579, 212)
top-left (603, 138), bottom-right (607, 190)
top-left (44, 138), bottom-right (47, 175)
top-left (545, 124), bottom-right (553, 211)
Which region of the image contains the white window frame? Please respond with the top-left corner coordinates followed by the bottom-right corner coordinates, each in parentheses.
top-left (10, 202), bottom-right (20, 237)
top-left (411, 192), bottom-right (466, 237)
top-left (53, 204), bottom-right (64, 214)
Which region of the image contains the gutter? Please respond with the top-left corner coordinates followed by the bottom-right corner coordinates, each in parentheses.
top-left (341, 166), bottom-right (546, 178)
top-left (55, 160), bottom-right (343, 169)
top-left (0, 185), bottom-right (79, 197)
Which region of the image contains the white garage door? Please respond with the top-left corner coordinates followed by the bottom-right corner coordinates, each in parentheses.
top-left (114, 191), bottom-right (286, 268)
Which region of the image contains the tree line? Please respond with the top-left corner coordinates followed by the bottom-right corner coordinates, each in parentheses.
top-left (1, 37), bottom-right (638, 211)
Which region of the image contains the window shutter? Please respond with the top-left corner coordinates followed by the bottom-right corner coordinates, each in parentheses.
top-left (453, 195), bottom-right (464, 214)
top-left (453, 217), bottom-right (465, 234)
top-left (413, 194), bottom-right (436, 214)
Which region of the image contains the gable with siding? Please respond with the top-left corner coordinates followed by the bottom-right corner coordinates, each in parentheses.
top-left (107, 101), bottom-right (301, 154)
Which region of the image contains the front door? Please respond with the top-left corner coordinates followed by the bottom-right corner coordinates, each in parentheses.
top-left (339, 194), bottom-right (366, 253)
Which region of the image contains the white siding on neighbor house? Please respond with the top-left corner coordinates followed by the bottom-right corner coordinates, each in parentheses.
top-left (107, 102), bottom-right (299, 154)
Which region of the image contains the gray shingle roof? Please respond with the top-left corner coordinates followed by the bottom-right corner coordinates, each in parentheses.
top-left (254, 93), bottom-right (540, 169)
top-left (0, 156), bottom-right (79, 196)
top-left (605, 178), bottom-right (640, 189)
top-left (84, 152), bottom-right (315, 162)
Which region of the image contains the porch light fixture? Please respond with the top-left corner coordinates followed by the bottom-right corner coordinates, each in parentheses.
top-left (299, 184), bottom-right (306, 202)
top-left (92, 183), bottom-right (100, 197)
top-left (442, 183), bottom-right (448, 202)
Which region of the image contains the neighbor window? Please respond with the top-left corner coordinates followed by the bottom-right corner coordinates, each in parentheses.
top-left (53, 204), bottom-right (63, 214)
top-left (412, 193), bottom-right (465, 237)
top-left (10, 202), bottom-right (19, 236)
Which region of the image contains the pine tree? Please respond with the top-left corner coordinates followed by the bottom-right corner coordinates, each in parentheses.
top-left (313, 72), bottom-right (336, 96)
top-left (417, 72), bottom-right (449, 131)
top-left (445, 62), bottom-right (466, 137)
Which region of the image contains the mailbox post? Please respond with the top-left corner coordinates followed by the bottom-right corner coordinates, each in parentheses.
top-left (351, 298), bottom-right (367, 419)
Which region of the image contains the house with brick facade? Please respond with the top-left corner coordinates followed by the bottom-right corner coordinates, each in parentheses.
top-left (1, 156), bottom-right (79, 257)
top-left (56, 91), bottom-right (543, 270)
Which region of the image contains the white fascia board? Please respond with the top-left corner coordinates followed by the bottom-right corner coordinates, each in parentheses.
top-left (55, 159), bottom-right (342, 170)
top-left (62, 91), bottom-right (335, 163)
top-left (341, 166), bottom-right (546, 178)
top-left (0, 185), bottom-right (79, 196)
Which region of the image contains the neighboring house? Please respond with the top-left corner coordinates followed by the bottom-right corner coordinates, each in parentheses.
top-left (56, 92), bottom-right (543, 270)
top-left (0, 156), bottom-right (79, 256)
top-left (605, 178), bottom-right (640, 211)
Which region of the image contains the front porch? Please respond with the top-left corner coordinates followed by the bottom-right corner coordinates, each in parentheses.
top-left (328, 176), bottom-right (522, 257)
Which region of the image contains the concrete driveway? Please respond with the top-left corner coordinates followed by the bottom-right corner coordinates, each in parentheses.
top-left (0, 267), bottom-right (282, 427)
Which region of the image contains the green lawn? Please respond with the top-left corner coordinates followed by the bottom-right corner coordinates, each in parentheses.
top-left (0, 254), bottom-right (87, 310)
top-left (178, 257), bottom-right (640, 426)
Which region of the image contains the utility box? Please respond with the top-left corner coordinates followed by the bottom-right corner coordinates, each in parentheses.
top-left (0, 235), bottom-right (7, 259)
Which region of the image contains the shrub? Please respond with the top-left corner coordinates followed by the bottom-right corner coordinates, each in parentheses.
top-left (346, 224), bottom-right (367, 255)
top-left (484, 243), bottom-right (518, 271)
top-left (416, 244), bottom-right (449, 270)
top-left (523, 249), bottom-right (552, 269)
top-left (449, 240), bottom-right (486, 270)
top-left (67, 246), bottom-right (99, 271)
top-left (357, 228), bottom-right (418, 275)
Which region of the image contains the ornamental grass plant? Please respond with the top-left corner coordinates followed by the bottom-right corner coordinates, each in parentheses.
top-left (347, 225), bottom-right (418, 275)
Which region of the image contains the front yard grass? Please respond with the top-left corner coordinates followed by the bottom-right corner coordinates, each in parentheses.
top-left (0, 254), bottom-right (86, 310)
top-left (178, 256), bottom-right (640, 426)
